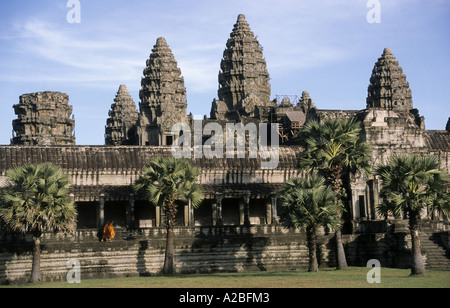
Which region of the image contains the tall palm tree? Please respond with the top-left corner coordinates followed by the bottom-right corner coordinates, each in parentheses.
top-left (296, 118), bottom-right (371, 270)
top-left (0, 163), bottom-right (77, 283)
top-left (376, 154), bottom-right (450, 276)
top-left (279, 175), bottom-right (340, 272)
top-left (133, 157), bottom-right (203, 275)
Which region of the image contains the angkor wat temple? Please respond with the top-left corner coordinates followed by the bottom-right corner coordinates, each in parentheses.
top-left (1, 14), bottom-right (449, 283)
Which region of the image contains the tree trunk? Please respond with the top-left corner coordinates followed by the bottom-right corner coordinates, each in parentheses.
top-left (29, 237), bottom-right (41, 283)
top-left (335, 228), bottom-right (348, 270)
top-left (162, 226), bottom-right (175, 275)
top-left (162, 197), bottom-right (177, 275)
top-left (327, 165), bottom-right (348, 270)
top-left (409, 213), bottom-right (426, 276)
top-left (307, 227), bottom-right (319, 272)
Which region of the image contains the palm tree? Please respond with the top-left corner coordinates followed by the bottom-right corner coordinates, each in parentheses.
top-left (133, 157), bottom-right (203, 275)
top-left (279, 175), bottom-right (340, 272)
top-left (297, 118), bottom-right (371, 270)
top-left (376, 154), bottom-right (450, 276)
top-left (0, 163), bottom-right (77, 283)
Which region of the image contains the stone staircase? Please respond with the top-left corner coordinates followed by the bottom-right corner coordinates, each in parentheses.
top-left (421, 232), bottom-right (450, 270)
top-left (389, 219), bottom-right (450, 270)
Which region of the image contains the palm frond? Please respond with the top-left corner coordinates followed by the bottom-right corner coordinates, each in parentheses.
top-left (0, 163), bottom-right (77, 235)
top-left (133, 157), bottom-right (204, 212)
top-left (279, 174), bottom-right (340, 231)
top-left (377, 154), bottom-right (450, 219)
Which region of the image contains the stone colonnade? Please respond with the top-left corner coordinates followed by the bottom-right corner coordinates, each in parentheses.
top-left (95, 193), bottom-right (279, 229)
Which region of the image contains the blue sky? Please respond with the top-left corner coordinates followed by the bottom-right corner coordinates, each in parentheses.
top-left (0, 0), bottom-right (449, 145)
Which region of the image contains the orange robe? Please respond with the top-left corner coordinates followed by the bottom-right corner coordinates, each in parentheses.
top-left (103, 223), bottom-right (115, 240)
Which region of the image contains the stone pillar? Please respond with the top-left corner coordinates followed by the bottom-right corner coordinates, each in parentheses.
top-left (189, 200), bottom-right (194, 226)
top-left (240, 194), bottom-right (250, 226)
top-left (155, 205), bottom-right (161, 228)
top-left (351, 187), bottom-right (358, 219)
top-left (184, 200), bottom-right (195, 227)
top-left (127, 193), bottom-right (135, 229)
top-left (245, 194), bottom-right (251, 226)
top-left (373, 179), bottom-right (381, 220)
top-left (271, 193), bottom-right (278, 225)
top-left (266, 199), bottom-right (272, 225)
top-left (184, 203), bottom-right (189, 227)
top-left (365, 185), bottom-right (370, 221)
top-left (239, 199), bottom-right (245, 226)
top-left (97, 194), bottom-right (105, 229)
top-left (212, 199), bottom-right (217, 226)
top-left (214, 194), bottom-right (223, 226)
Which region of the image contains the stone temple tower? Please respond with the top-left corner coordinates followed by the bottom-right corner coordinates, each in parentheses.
top-left (367, 48), bottom-right (413, 111)
top-left (11, 91), bottom-right (75, 146)
top-left (361, 48), bottom-right (426, 166)
top-left (211, 14), bottom-right (272, 121)
top-left (105, 85), bottom-right (139, 146)
top-left (137, 37), bottom-right (188, 146)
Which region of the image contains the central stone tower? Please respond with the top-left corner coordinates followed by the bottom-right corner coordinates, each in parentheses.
top-left (211, 14), bottom-right (272, 121)
top-left (137, 37), bottom-right (188, 146)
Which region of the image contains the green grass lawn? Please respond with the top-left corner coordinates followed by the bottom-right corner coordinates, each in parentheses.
top-left (2, 267), bottom-right (449, 288)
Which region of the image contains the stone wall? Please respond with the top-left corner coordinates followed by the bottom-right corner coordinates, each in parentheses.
top-left (1, 222), bottom-right (449, 285)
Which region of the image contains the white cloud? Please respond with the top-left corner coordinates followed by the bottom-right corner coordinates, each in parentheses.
top-left (0, 0), bottom-right (448, 145)
top-left (4, 19), bottom-right (143, 86)
top-left (2, 2), bottom-right (366, 92)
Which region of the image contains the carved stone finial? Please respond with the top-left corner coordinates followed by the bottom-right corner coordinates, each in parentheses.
top-left (367, 48), bottom-right (413, 111)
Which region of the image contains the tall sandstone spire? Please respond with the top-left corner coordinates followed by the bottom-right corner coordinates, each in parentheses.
top-left (367, 48), bottom-right (413, 111)
top-left (105, 85), bottom-right (139, 146)
top-left (137, 37), bottom-right (188, 146)
top-left (212, 14), bottom-right (271, 121)
top-left (11, 91), bottom-right (75, 146)
top-left (362, 48), bottom-right (426, 164)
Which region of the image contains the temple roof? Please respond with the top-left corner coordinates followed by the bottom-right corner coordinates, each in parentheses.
top-left (0, 145), bottom-right (301, 201)
top-left (0, 146), bottom-right (301, 175)
top-left (424, 130), bottom-right (450, 151)
top-left (285, 111), bottom-right (306, 123)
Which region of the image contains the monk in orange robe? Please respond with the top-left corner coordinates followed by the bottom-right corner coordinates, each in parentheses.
top-left (102, 221), bottom-right (115, 242)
